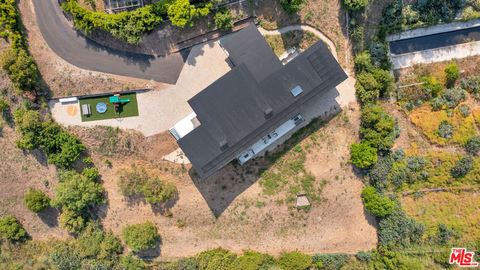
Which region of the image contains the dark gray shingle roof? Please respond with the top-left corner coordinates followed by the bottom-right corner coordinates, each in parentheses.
top-left (178, 25), bottom-right (347, 178)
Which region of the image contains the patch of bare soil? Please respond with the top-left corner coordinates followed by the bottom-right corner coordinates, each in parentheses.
top-left (0, 125), bottom-right (68, 241)
top-left (88, 105), bottom-right (377, 258)
top-left (255, 0), bottom-right (352, 69)
top-left (18, 0), bottom-right (157, 98)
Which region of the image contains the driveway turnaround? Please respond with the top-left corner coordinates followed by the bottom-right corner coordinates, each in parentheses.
top-left (33, 0), bottom-right (189, 84)
top-left (389, 26), bottom-right (480, 55)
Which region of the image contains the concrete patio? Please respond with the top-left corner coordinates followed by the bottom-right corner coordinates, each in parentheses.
top-left (49, 41), bottom-right (231, 136)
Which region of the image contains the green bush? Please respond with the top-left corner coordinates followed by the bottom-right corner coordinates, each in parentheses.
top-left (62, 0), bottom-right (168, 44)
top-left (24, 188), bottom-right (50, 213)
top-left (350, 142), bottom-right (378, 169)
top-left (465, 136), bottom-right (480, 155)
top-left (0, 215), bottom-right (28, 242)
top-left (354, 51), bottom-right (373, 73)
top-left (196, 248), bottom-right (237, 270)
top-left (75, 223), bottom-right (123, 260)
top-left (234, 250), bottom-right (275, 270)
top-left (442, 87), bottom-right (466, 108)
top-left (361, 186), bottom-right (397, 218)
top-left (53, 171), bottom-right (104, 213)
top-left (0, 48), bottom-right (39, 92)
top-left (14, 109), bottom-right (86, 168)
top-left (280, 0), bottom-right (304, 14)
top-left (49, 243), bottom-right (82, 270)
top-left (167, 0), bottom-right (212, 28)
top-left (312, 253), bottom-right (349, 270)
top-left (82, 167), bottom-right (100, 182)
top-left (437, 223), bottom-right (456, 245)
top-left (360, 105), bottom-right (397, 151)
top-left (444, 63), bottom-right (460, 87)
top-left (437, 121), bottom-right (454, 139)
top-left (118, 166), bottom-right (177, 204)
top-left (343, 0), bottom-right (368, 11)
top-left (459, 104), bottom-right (470, 117)
top-left (277, 251), bottom-right (312, 270)
top-left (59, 209), bottom-right (86, 234)
top-left (355, 72), bottom-right (380, 104)
top-left (372, 68), bottom-right (394, 98)
top-left (450, 156), bottom-right (473, 178)
top-left (122, 222), bottom-right (160, 252)
top-left (214, 10), bottom-right (233, 31)
top-left (421, 76), bottom-right (443, 98)
top-left (0, 98), bottom-right (9, 113)
top-left (119, 255), bottom-right (146, 270)
top-left (378, 210), bottom-right (424, 247)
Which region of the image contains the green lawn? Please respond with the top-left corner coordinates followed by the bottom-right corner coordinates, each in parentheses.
top-left (79, 93), bottom-right (139, 122)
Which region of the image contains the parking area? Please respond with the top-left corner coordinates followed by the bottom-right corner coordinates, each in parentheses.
top-left (49, 41), bottom-right (231, 136)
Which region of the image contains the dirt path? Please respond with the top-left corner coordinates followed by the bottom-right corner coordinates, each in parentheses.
top-left (258, 24), bottom-right (339, 60)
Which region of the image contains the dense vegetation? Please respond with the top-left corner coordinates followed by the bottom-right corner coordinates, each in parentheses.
top-left (62, 0), bottom-right (212, 44)
top-left (0, 215), bottom-right (28, 242)
top-left (122, 222), bottom-right (160, 252)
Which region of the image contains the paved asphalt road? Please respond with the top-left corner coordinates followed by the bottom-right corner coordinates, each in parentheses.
top-left (390, 26), bottom-right (480, 55)
top-left (33, 0), bottom-right (189, 84)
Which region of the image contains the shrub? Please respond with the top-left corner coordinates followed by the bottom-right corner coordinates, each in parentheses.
top-left (459, 104), bottom-right (470, 117)
top-left (122, 222), bottom-right (160, 252)
top-left (465, 136), bottom-right (480, 155)
top-left (378, 210), bottom-right (425, 247)
top-left (450, 156), bottom-right (473, 178)
top-left (118, 166), bottom-right (177, 204)
top-left (119, 255), bottom-right (146, 270)
top-left (354, 51), bottom-right (373, 73)
top-left (14, 109), bottom-right (85, 168)
top-left (443, 87), bottom-right (466, 108)
top-left (437, 224), bottom-right (456, 245)
top-left (196, 248), bottom-right (237, 270)
top-left (168, 0), bottom-right (212, 28)
top-left (0, 98), bottom-right (9, 113)
top-left (360, 105), bottom-right (398, 151)
top-left (53, 172), bottom-right (104, 213)
top-left (49, 243), bottom-right (82, 270)
top-left (421, 76), bottom-right (443, 98)
top-left (0, 215), bottom-right (28, 242)
top-left (356, 72), bottom-right (380, 104)
top-left (312, 253), bottom-right (349, 270)
top-left (214, 10), bottom-right (233, 31)
top-left (59, 209), bottom-right (86, 234)
top-left (280, 0), bottom-right (304, 14)
top-left (342, 0), bottom-right (369, 11)
top-left (24, 188), bottom-right (50, 213)
top-left (361, 186), bottom-right (397, 217)
top-left (437, 121), bottom-right (454, 139)
top-left (444, 63), bottom-right (460, 87)
top-left (75, 223), bottom-right (123, 260)
top-left (234, 250), bottom-right (275, 270)
top-left (356, 251), bottom-right (372, 262)
top-left (0, 47), bottom-right (39, 92)
top-left (277, 251), bottom-right (312, 270)
top-left (372, 68), bottom-right (394, 97)
top-left (81, 167), bottom-right (100, 182)
top-left (350, 142), bottom-right (378, 169)
top-left (62, 0), bottom-right (168, 44)
top-left (460, 76), bottom-right (480, 98)
top-left (368, 155), bottom-right (394, 190)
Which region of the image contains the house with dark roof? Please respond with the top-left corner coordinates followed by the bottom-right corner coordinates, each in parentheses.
top-left (170, 24), bottom-right (348, 178)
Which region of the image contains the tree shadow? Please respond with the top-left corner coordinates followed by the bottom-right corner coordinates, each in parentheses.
top-left (37, 207), bottom-right (60, 227)
top-left (189, 89), bottom-right (343, 218)
top-left (134, 240), bottom-right (162, 259)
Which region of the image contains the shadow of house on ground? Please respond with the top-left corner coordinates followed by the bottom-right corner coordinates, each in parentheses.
top-left (190, 88), bottom-right (342, 217)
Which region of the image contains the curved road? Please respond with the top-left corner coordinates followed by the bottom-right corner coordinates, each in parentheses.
top-left (33, 0), bottom-right (189, 84)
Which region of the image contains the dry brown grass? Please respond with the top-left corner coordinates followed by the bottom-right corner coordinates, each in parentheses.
top-left (409, 104), bottom-right (478, 146)
top-left (265, 30), bottom-right (320, 56)
top-left (402, 191), bottom-right (480, 243)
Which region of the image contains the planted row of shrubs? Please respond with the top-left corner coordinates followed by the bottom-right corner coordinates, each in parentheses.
top-left (62, 0), bottom-right (213, 44)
